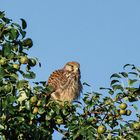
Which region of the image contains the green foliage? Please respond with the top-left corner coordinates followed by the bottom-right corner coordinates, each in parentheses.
top-left (0, 11), bottom-right (140, 140)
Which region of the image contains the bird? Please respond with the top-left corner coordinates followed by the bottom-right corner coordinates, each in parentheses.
top-left (46, 61), bottom-right (82, 103)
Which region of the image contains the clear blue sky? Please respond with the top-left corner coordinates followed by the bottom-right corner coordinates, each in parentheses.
top-left (1, 0), bottom-right (140, 139)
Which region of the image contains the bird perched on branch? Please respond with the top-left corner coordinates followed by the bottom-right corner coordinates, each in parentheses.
top-left (46, 61), bottom-right (82, 103)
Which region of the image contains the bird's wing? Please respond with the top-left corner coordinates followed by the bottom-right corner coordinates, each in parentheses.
top-left (47, 69), bottom-right (68, 91)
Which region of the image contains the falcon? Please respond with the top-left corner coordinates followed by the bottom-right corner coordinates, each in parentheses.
top-left (47, 61), bottom-right (82, 102)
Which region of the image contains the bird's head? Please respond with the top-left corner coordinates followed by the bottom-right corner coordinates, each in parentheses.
top-left (64, 61), bottom-right (80, 73)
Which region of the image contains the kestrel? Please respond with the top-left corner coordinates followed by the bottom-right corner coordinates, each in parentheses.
top-left (47, 61), bottom-right (82, 102)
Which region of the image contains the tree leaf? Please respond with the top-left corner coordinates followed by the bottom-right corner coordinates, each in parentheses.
top-left (23, 71), bottom-right (36, 79)
top-left (20, 18), bottom-right (27, 29)
top-left (19, 28), bottom-right (26, 39)
top-left (17, 116), bottom-right (25, 122)
top-left (39, 62), bottom-right (41, 67)
top-left (110, 73), bottom-right (121, 79)
top-left (2, 17), bottom-right (11, 24)
top-left (112, 84), bottom-right (123, 91)
top-left (108, 90), bottom-right (114, 95)
top-left (11, 22), bottom-right (21, 29)
top-left (128, 72), bottom-right (138, 77)
top-left (2, 42), bottom-right (11, 56)
top-left (0, 124), bottom-right (4, 130)
top-left (100, 87), bottom-right (112, 91)
top-left (123, 64), bottom-right (133, 69)
top-left (17, 80), bottom-right (29, 89)
top-left (128, 79), bottom-right (138, 87)
top-left (83, 82), bottom-right (91, 87)
top-left (7, 95), bottom-right (16, 103)
top-left (134, 132), bottom-right (140, 139)
top-left (110, 80), bottom-right (120, 86)
top-left (119, 72), bottom-right (128, 78)
top-left (136, 67), bottom-right (140, 73)
top-left (0, 66), bottom-right (5, 79)
top-left (9, 28), bottom-right (19, 40)
top-left (22, 38), bottom-right (33, 48)
top-left (0, 11), bottom-right (5, 19)
top-left (25, 100), bottom-right (31, 110)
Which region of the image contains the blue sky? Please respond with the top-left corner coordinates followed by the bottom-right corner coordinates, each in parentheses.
top-left (1, 0), bottom-right (140, 139)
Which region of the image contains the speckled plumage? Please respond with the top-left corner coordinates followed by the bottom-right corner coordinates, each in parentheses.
top-left (47, 61), bottom-right (82, 102)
